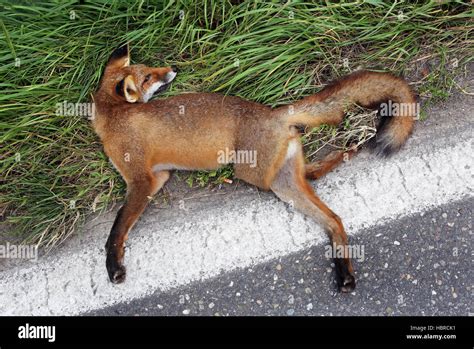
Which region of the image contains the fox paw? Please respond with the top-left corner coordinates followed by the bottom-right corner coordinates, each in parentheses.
top-left (334, 258), bottom-right (356, 293)
top-left (106, 252), bottom-right (127, 284)
top-left (107, 263), bottom-right (126, 284)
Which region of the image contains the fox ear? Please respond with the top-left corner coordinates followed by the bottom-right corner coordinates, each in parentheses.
top-left (122, 75), bottom-right (139, 103)
top-left (106, 43), bottom-right (130, 70)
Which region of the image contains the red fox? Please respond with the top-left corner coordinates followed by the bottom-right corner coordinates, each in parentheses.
top-left (93, 44), bottom-right (416, 292)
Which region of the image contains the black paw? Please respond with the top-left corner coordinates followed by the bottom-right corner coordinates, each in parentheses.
top-left (334, 258), bottom-right (356, 293)
top-left (105, 236), bottom-right (127, 284)
top-left (338, 272), bottom-right (356, 293)
top-left (106, 258), bottom-right (126, 284)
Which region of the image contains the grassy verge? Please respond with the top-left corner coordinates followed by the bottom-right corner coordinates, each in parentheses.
top-left (0, 0), bottom-right (472, 247)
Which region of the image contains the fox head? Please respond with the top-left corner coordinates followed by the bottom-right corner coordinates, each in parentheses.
top-left (99, 43), bottom-right (177, 103)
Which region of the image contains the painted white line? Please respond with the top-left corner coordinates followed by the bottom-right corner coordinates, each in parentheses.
top-left (0, 108), bottom-right (472, 315)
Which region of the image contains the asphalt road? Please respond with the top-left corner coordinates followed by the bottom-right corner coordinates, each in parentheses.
top-left (88, 196), bottom-right (472, 316)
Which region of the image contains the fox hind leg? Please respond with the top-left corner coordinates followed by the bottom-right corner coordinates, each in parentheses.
top-left (270, 139), bottom-right (356, 292)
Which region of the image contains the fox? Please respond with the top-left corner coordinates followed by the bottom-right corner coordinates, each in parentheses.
top-left (92, 43), bottom-right (416, 292)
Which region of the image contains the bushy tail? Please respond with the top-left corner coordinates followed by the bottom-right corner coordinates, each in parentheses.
top-left (278, 70), bottom-right (417, 155)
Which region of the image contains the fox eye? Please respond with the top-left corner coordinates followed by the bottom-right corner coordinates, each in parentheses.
top-left (144, 74), bottom-right (151, 83)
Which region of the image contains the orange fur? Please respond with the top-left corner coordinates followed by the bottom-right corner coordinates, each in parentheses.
top-left (93, 44), bottom-right (417, 289)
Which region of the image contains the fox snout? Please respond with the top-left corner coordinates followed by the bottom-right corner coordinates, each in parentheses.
top-left (148, 66), bottom-right (177, 84)
top-left (164, 68), bottom-right (177, 84)
top-left (142, 67), bottom-right (177, 102)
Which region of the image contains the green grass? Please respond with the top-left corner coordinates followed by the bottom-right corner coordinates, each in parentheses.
top-left (1, 0), bottom-right (472, 247)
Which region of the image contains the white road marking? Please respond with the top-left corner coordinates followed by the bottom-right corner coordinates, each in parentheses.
top-left (0, 107), bottom-right (472, 315)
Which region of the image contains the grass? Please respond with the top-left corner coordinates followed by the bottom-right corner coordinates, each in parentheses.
top-left (0, 0), bottom-right (472, 247)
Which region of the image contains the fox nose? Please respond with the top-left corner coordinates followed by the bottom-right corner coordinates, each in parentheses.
top-left (171, 65), bottom-right (178, 73)
top-left (165, 69), bottom-right (177, 83)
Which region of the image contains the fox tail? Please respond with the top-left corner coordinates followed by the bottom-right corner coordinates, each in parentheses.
top-left (279, 70), bottom-right (418, 155)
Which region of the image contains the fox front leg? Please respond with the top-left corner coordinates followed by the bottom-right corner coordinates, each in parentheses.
top-left (105, 171), bottom-right (169, 283)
